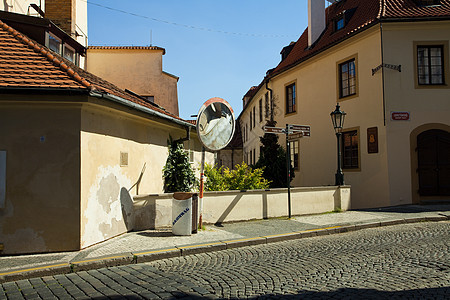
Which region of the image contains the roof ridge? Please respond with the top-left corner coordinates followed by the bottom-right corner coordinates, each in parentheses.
top-left (378, 0), bottom-right (386, 18)
top-left (0, 19), bottom-right (91, 89)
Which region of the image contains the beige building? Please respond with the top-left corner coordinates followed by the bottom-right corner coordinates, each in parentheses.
top-left (240, 0), bottom-right (450, 209)
top-left (87, 46), bottom-right (180, 117)
top-left (0, 15), bottom-right (211, 254)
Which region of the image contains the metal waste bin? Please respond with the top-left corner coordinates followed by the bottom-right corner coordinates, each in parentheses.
top-left (172, 192), bottom-right (193, 236)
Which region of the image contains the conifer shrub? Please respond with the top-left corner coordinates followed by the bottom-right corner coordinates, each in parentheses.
top-left (162, 137), bottom-right (196, 193)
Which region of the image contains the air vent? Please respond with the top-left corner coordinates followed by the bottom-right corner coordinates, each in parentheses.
top-left (120, 152), bottom-right (128, 167)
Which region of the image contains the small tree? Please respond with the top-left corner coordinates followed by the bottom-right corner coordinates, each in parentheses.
top-left (162, 137), bottom-right (196, 193)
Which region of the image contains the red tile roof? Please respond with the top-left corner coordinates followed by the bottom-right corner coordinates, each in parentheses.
top-left (0, 19), bottom-right (188, 125)
top-left (241, 0), bottom-right (450, 115)
top-left (88, 46), bottom-right (166, 54)
top-left (382, 0), bottom-right (450, 18)
top-left (271, 0), bottom-right (450, 77)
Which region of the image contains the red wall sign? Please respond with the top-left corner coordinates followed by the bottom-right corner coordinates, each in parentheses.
top-left (391, 111), bottom-right (410, 121)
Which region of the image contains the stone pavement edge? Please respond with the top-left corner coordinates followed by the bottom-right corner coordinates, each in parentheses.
top-left (0, 204), bottom-right (449, 283)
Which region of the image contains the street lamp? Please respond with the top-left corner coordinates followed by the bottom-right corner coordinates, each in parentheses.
top-left (330, 103), bottom-right (346, 186)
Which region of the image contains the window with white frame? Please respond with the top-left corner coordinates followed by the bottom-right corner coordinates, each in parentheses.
top-left (48, 33), bottom-right (62, 55)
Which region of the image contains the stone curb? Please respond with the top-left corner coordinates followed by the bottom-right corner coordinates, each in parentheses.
top-left (0, 216), bottom-right (448, 283)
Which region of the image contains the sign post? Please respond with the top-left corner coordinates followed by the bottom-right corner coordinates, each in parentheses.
top-left (285, 124), bottom-right (292, 219)
top-left (263, 124), bottom-right (310, 218)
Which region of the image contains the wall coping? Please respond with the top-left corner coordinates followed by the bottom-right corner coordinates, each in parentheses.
top-left (134, 185), bottom-right (351, 200)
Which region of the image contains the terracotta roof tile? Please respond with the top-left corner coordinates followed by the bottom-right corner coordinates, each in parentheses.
top-left (270, 0), bottom-right (450, 78)
top-left (0, 19), bottom-right (189, 124)
top-left (382, 0), bottom-right (450, 18)
top-left (88, 45), bottom-right (166, 54)
top-left (242, 0), bottom-right (449, 115)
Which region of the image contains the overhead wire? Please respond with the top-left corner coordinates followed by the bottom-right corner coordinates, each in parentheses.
top-left (85, 0), bottom-right (293, 38)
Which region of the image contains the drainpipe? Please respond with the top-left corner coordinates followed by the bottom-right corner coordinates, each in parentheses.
top-left (173, 127), bottom-right (191, 144)
top-left (265, 78), bottom-right (274, 122)
top-left (380, 22), bottom-right (387, 126)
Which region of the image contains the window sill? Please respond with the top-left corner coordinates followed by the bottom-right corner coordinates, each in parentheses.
top-left (415, 83), bottom-right (449, 89)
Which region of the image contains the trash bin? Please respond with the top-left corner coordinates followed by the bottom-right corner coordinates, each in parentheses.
top-left (172, 192), bottom-right (193, 236)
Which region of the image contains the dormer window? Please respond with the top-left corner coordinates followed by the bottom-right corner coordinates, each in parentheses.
top-left (333, 8), bottom-right (356, 33)
top-left (46, 32), bottom-right (80, 66)
top-left (48, 33), bottom-right (62, 55)
top-left (63, 44), bottom-right (76, 63)
top-left (414, 0), bottom-right (441, 6)
top-left (335, 16), bottom-right (345, 31)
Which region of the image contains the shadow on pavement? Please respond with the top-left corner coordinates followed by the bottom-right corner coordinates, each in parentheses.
top-left (87, 287), bottom-right (450, 299)
top-left (136, 230), bottom-right (173, 238)
top-left (354, 204), bottom-right (450, 214)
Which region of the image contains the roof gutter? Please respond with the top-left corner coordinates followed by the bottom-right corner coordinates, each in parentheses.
top-left (89, 90), bottom-right (195, 129)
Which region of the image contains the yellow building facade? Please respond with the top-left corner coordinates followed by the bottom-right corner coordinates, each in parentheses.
top-left (240, 0), bottom-right (450, 209)
top-left (87, 47), bottom-right (180, 117)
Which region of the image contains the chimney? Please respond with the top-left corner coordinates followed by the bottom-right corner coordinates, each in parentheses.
top-left (308, 0), bottom-right (326, 47)
top-left (45, 0), bottom-right (76, 36)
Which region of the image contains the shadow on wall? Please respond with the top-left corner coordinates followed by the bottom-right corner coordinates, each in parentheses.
top-left (120, 187), bottom-right (134, 231)
top-left (214, 194), bottom-right (243, 226)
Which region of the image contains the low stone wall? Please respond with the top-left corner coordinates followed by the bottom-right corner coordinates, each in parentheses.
top-left (133, 186), bottom-right (351, 230)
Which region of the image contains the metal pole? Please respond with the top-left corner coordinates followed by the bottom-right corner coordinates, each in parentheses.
top-left (335, 132), bottom-right (344, 186)
top-left (199, 147), bottom-right (206, 229)
top-left (286, 124), bottom-right (291, 219)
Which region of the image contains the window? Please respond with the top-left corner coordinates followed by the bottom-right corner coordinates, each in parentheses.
top-left (259, 99), bottom-right (263, 122)
top-left (335, 16), bottom-right (345, 31)
top-left (142, 96), bottom-right (155, 103)
top-left (184, 140), bottom-right (195, 163)
top-left (285, 83), bottom-right (296, 114)
top-left (63, 45), bottom-right (75, 63)
top-left (290, 140), bottom-right (299, 171)
top-left (246, 124), bottom-right (248, 142)
top-left (253, 149), bottom-right (256, 165)
top-left (250, 111), bottom-right (253, 131)
top-left (253, 106), bottom-right (256, 128)
top-left (265, 92), bottom-right (269, 118)
top-left (339, 59), bottom-right (356, 98)
top-left (48, 33), bottom-right (61, 54)
top-left (342, 130), bottom-right (359, 169)
top-left (414, 0), bottom-right (441, 6)
top-left (417, 45), bottom-right (444, 85)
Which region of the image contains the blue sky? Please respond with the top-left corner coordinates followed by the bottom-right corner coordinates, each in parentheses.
top-left (87, 0), bottom-right (310, 120)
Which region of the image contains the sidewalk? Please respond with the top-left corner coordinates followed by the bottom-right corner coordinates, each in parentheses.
top-left (1, 204), bottom-right (449, 283)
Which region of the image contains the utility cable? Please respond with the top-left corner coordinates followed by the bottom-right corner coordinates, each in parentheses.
top-left (85, 0), bottom-right (293, 38)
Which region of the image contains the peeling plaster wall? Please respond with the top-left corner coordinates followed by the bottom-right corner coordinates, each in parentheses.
top-left (0, 101), bottom-right (81, 254)
top-left (80, 102), bottom-right (205, 248)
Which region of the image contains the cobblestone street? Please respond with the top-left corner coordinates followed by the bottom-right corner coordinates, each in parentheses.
top-left (2, 221), bottom-right (449, 299)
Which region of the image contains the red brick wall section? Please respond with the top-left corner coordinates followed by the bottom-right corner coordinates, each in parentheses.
top-left (45, 0), bottom-right (76, 36)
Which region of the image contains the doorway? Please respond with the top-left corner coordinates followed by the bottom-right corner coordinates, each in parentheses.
top-left (417, 129), bottom-right (450, 196)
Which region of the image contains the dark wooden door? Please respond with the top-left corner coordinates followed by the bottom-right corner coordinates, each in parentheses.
top-left (417, 129), bottom-right (450, 196)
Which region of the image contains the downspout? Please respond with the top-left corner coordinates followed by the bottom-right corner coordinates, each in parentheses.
top-left (265, 78), bottom-right (274, 122)
top-left (380, 22), bottom-right (387, 126)
top-left (173, 126), bottom-right (191, 144)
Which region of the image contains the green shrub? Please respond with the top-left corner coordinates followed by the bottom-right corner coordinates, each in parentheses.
top-left (204, 162), bottom-right (270, 191)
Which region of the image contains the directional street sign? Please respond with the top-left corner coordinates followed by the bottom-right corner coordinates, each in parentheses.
top-left (288, 124), bottom-right (311, 136)
top-left (288, 132), bottom-right (303, 141)
top-left (264, 126), bottom-right (285, 134)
